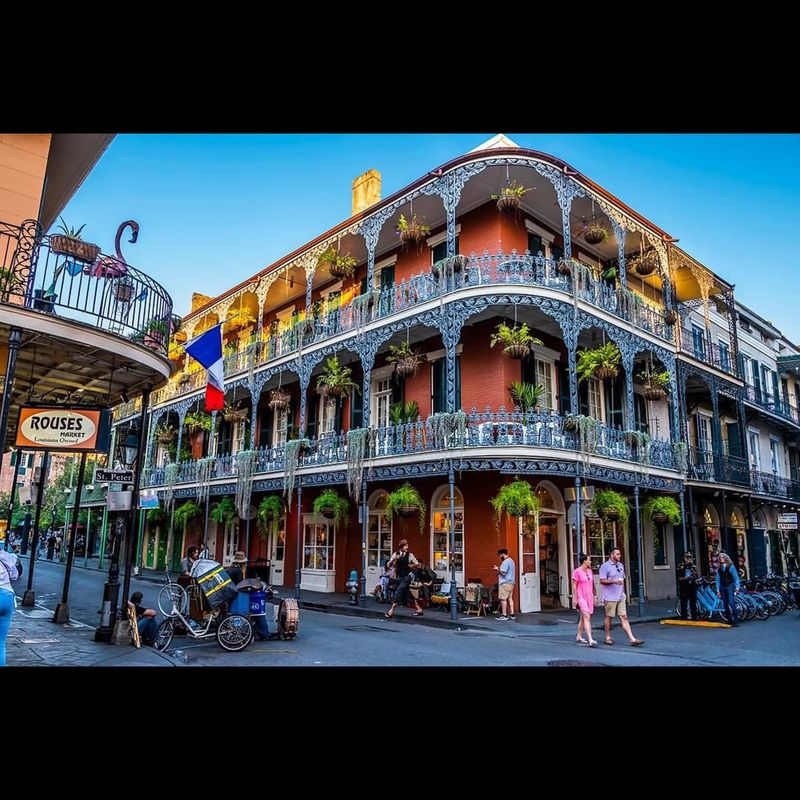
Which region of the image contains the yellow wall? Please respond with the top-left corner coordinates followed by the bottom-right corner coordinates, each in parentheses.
top-left (0, 134), bottom-right (51, 225)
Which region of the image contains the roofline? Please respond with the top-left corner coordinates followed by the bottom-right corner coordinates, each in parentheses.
top-left (185, 146), bottom-right (706, 322)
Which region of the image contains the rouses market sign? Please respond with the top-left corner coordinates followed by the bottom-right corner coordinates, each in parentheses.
top-left (15, 406), bottom-right (111, 453)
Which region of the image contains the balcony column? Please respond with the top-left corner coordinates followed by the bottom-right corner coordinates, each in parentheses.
top-left (439, 310), bottom-right (466, 414)
top-left (724, 288), bottom-right (741, 376)
top-left (353, 335), bottom-right (382, 428)
top-left (621, 349), bottom-right (635, 432)
top-left (305, 270), bottom-right (314, 314)
top-left (359, 216), bottom-right (382, 289)
top-left (664, 354), bottom-right (680, 443)
top-left (554, 173), bottom-right (585, 259)
top-left (298, 371), bottom-right (311, 433)
top-left (710, 386), bottom-right (723, 480)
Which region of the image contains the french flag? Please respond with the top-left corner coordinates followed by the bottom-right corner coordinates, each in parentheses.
top-left (184, 324), bottom-right (225, 411)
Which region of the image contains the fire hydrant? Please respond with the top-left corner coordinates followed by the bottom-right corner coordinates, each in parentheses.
top-left (345, 569), bottom-right (359, 605)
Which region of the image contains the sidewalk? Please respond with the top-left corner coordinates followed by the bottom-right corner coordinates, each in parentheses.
top-left (6, 602), bottom-right (181, 667)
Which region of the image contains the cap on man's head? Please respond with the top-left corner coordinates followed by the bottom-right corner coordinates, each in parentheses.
top-left (231, 551), bottom-right (247, 565)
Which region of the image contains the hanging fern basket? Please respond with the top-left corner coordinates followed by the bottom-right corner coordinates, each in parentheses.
top-left (652, 512), bottom-right (668, 524)
top-left (644, 387), bottom-right (667, 401)
top-left (504, 344), bottom-right (530, 360)
top-left (395, 505), bottom-right (418, 517)
top-left (394, 358), bottom-right (419, 378)
top-left (496, 195), bottom-right (520, 213)
top-left (633, 253), bottom-right (658, 276)
top-left (564, 417), bottom-right (579, 431)
top-left (594, 366), bottom-right (619, 381)
top-left (400, 227), bottom-right (426, 245)
top-left (663, 309), bottom-right (677, 326)
top-left (319, 505), bottom-right (336, 520)
top-left (557, 259), bottom-right (572, 276)
top-left (269, 389), bottom-right (290, 412)
top-left (329, 261), bottom-right (352, 279)
top-left (584, 226), bottom-right (606, 245)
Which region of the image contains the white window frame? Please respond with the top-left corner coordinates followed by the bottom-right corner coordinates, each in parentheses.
top-left (587, 378), bottom-right (603, 421)
top-left (232, 419), bottom-right (246, 454)
top-left (770, 437), bottom-right (781, 476)
top-left (696, 412), bottom-right (713, 454)
top-left (748, 427), bottom-right (761, 472)
top-left (426, 224), bottom-right (461, 250)
top-left (373, 255), bottom-right (397, 290)
top-left (370, 365), bottom-right (394, 429)
top-left (273, 406), bottom-right (289, 447)
top-left (741, 354), bottom-right (752, 387)
top-left (302, 515), bottom-right (335, 571)
top-left (276, 305), bottom-right (295, 334)
top-left (718, 339), bottom-right (730, 371)
top-left (529, 343), bottom-right (559, 412)
top-left (318, 395), bottom-right (338, 436)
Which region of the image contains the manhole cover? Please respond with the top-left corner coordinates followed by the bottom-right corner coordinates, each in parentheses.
top-left (547, 659), bottom-right (605, 667)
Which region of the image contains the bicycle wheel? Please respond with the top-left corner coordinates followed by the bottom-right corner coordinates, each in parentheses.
top-left (217, 614), bottom-right (253, 651)
top-left (154, 619), bottom-right (175, 651)
top-left (158, 583), bottom-right (188, 617)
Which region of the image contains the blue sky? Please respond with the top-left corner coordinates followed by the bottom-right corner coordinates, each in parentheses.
top-left (58, 133), bottom-right (800, 341)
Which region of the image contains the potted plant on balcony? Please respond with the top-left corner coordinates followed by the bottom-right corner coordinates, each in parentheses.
top-left (331, 253), bottom-right (358, 280)
top-left (631, 249), bottom-right (659, 277)
top-left (643, 495), bottom-right (681, 526)
top-left (389, 400), bottom-right (420, 426)
top-left (257, 495), bottom-right (283, 535)
top-left (508, 381), bottom-right (545, 414)
top-left (490, 478), bottom-right (540, 522)
top-left (385, 482), bottom-right (426, 532)
top-left (211, 496), bottom-right (237, 526)
top-left (49, 217), bottom-right (101, 265)
top-left (637, 369), bottom-right (671, 401)
top-left (431, 253), bottom-right (469, 278)
top-left (184, 411), bottom-right (212, 436)
top-left (663, 308), bottom-right (677, 326)
top-left (583, 219), bottom-right (609, 245)
top-left (490, 180), bottom-right (532, 213)
top-left (386, 341), bottom-right (425, 378)
top-left (143, 319), bottom-right (168, 349)
top-left (395, 213), bottom-right (430, 247)
top-left (316, 356), bottom-right (358, 398)
top-left (490, 321), bottom-right (542, 360)
top-left (591, 488), bottom-right (630, 532)
top-left (269, 387), bottom-right (291, 412)
top-left (312, 488), bottom-right (350, 527)
top-left (576, 342), bottom-right (622, 382)
top-left (155, 423), bottom-right (176, 446)
top-left (0, 268), bottom-right (23, 302)
top-left (223, 402), bottom-right (248, 424)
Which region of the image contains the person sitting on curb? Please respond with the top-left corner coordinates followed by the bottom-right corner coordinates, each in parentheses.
top-left (130, 591), bottom-right (158, 646)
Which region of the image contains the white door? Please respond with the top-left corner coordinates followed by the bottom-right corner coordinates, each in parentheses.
top-left (518, 515), bottom-right (541, 613)
top-left (222, 522), bottom-right (239, 567)
top-left (367, 507), bottom-right (392, 595)
top-left (270, 516), bottom-right (286, 586)
top-left (205, 526), bottom-right (217, 563)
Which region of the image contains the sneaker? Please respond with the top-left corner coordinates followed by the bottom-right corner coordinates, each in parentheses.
top-left (509, 615), bottom-right (516, 620)
top-left (495, 615), bottom-right (509, 621)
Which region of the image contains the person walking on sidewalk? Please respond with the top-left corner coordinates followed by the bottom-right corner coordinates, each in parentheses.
top-left (599, 547), bottom-right (644, 646)
top-left (0, 548), bottom-right (22, 666)
top-left (492, 548), bottom-right (516, 620)
top-left (572, 553), bottom-right (598, 646)
top-left (715, 551), bottom-right (740, 626)
top-left (677, 551), bottom-right (699, 620)
top-left (383, 539), bottom-right (423, 619)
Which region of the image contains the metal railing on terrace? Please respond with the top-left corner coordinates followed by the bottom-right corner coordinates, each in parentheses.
top-left (679, 328), bottom-right (739, 378)
top-left (744, 384), bottom-right (800, 426)
top-left (152, 251), bottom-right (673, 406)
top-left (688, 446), bottom-right (750, 486)
top-left (1, 219), bottom-right (172, 355)
top-left (144, 407), bottom-right (680, 487)
top-left (750, 469), bottom-right (800, 500)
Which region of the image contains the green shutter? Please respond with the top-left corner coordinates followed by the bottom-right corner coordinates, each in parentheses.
top-left (350, 386), bottom-right (363, 430)
top-left (391, 374), bottom-right (404, 406)
top-left (727, 422), bottom-right (742, 458)
top-left (306, 395), bottom-right (319, 440)
top-left (456, 355), bottom-right (462, 411)
top-left (557, 361), bottom-right (570, 414)
top-left (259, 407), bottom-right (272, 448)
top-left (432, 359), bottom-right (445, 413)
top-left (286, 399), bottom-right (295, 440)
top-left (521, 356), bottom-right (536, 386)
top-left (380, 265), bottom-right (395, 289)
top-left (752, 359), bottom-right (761, 400)
top-left (335, 396), bottom-right (343, 433)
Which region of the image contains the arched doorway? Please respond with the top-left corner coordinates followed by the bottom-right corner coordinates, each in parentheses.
top-left (431, 485), bottom-right (464, 587)
top-left (730, 505), bottom-right (748, 579)
top-left (703, 504), bottom-right (721, 574)
top-left (366, 490), bottom-right (392, 594)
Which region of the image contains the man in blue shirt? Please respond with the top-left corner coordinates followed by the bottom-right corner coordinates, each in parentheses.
top-left (714, 551), bottom-right (741, 626)
top-left (493, 548), bottom-right (516, 620)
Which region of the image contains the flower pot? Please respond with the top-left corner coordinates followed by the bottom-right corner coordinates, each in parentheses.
top-left (319, 505), bottom-right (336, 520)
top-left (564, 417), bottom-right (579, 431)
top-left (633, 253), bottom-right (658, 276)
top-left (400, 227), bottom-right (426, 246)
top-left (584, 227), bottom-right (606, 245)
top-left (394, 358), bottom-right (419, 378)
top-left (496, 196), bottom-right (520, 213)
top-left (504, 344), bottom-right (530, 360)
top-left (644, 387), bottom-right (667, 402)
top-left (321, 385), bottom-right (348, 398)
top-left (663, 309), bottom-right (677, 326)
top-left (395, 505), bottom-right (418, 517)
top-left (594, 367), bottom-right (619, 381)
top-left (329, 261), bottom-right (354, 280)
top-left (32, 288), bottom-right (56, 313)
top-left (269, 389), bottom-right (290, 412)
top-left (557, 259), bottom-right (572, 276)
top-left (603, 508), bottom-right (620, 521)
top-left (625, 431), bottom-right (642, 447)
top-left (49, 235), bottom-right (100, 265)
top-left (651, 512), bottom-right (668, 524)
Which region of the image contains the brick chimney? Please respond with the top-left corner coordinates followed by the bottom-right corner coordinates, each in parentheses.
top-left (352, 168), bottom-right (381, 215)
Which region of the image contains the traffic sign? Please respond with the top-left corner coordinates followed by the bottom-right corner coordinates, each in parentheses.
top-left (95, 469), bottom-right (134, 483)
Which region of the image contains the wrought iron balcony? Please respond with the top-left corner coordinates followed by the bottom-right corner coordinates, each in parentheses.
top-left (1, 219), bottom-right (172, 355)
top-left (688, 446), bottom-right (750, 486)
top-left (144, 407), bottom-right (682, 487)
top-left (153, 250), bottom-right (675, 406)
top-left (679, 328), bottom-right (739, 378)
top-left (750, 469), bottom-right (800, 500)
top-left (744, 384), bottom-right (800, 426)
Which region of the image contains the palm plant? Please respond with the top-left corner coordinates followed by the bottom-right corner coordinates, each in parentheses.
top-left (508, 381), bottom-right (545, 413)
top-left (637, 369), bottom-right (671, 401)
top-left (389, 400), bottom-right (420, 426)
top-left (395, 213), bottom-right (431, 245)
top-left (316, 356), bottom-right (358, 398)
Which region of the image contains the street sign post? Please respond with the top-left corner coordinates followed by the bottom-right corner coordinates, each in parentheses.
top-left (777, 512), bottom-right (797, 530)
top-left (95, 469), bottom-right (134, 483)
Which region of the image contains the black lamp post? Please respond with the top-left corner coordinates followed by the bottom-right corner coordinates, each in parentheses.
top-left (94, 403), bottom-right (148, 643)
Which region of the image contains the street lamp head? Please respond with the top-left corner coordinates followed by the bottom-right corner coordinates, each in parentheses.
top-left (122, 423), bottom-right (140, 468)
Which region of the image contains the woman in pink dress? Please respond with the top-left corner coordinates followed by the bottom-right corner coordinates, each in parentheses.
top-left (572, 553), bottom-right (598, 646)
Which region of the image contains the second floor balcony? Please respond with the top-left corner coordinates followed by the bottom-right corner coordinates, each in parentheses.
top-left (744, 384), bottom-right (800, 427)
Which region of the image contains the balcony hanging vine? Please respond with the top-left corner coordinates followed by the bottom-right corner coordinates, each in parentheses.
top-left (346, 427), bottom-right (377, 501)
top-left (235, 449), bottom-right (259, 518)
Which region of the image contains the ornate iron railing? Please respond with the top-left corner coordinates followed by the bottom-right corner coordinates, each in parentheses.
top-left (679, 327), bottom-right (739, 378)
top-left (750, 469), bottom-right (800, 500)
top-left (1, 218), bottom-right (173, 355)
top-left (744, 384), bottom-right (800, 426)
top-left (688, 446), bottom-right (750, 486)
top-left (144, 407), bottom-right (680, 487)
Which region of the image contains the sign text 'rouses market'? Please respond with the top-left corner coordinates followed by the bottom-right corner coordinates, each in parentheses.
top-left (15, 407), bottom-right (111, 453)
